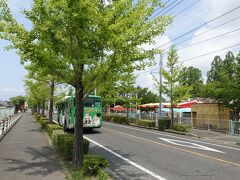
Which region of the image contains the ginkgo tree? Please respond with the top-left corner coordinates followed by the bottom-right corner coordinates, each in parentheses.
top-left (154, 47), bottom-right (191, 126)
top-left (25, 79), bottom-right (50, 116)
top-left (0, 0), bottom-right (172, 168)
top-left (25, 64), bottom-right (62, 123)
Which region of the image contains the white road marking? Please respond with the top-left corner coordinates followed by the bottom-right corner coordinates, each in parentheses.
top-left (84, 136), bottom-right (167, 180)
top-left (158, 137), bottom-right (224, 153)
top-left (103, 122), bottom-right (240, 151)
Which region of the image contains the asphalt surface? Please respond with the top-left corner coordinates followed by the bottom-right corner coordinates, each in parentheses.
top-left (0, 112), bottom-right (66, 180)
top-left (84, 122), bottom-right (240, 180)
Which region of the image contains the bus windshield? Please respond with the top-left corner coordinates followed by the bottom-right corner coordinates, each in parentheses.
top-left (83, 97), bottom-right (101, 107)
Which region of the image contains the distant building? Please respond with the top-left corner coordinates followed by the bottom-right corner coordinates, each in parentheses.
top-left (191, 103), bottom-right (231, 131)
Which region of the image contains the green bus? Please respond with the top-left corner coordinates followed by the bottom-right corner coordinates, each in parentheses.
top-left (56, 95), bottom-right (102, 131)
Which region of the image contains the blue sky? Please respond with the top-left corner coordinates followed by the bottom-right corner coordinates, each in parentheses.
top-left (0, 0), bottom-right (240, 100)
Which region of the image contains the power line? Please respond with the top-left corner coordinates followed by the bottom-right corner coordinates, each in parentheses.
top-left (180, 43), bottom-right (240, 63)
top-left (161, 0), bottom-right (185, 16)
top-left (147, 43), bottom-right (240, 74)
top-left (173, 0), bottom-right (200, 18)
top-left (161, 15), bottom-right (240, 52)
top-left (157, 5), bottom-right (240, 49)
top-left (150, 0), bottom-right (179, 20)
top-left (164, 26), bottom-right (240, 53)
top-left (152, 0), bottom-right (173, 16)
top-left (164, 0), bottom-right (173, 5)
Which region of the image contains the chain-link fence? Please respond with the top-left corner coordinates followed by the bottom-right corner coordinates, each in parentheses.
top-left (230, 120), bottom-right (240, 135)
top-left (106, 111), bottom-right (236, 133)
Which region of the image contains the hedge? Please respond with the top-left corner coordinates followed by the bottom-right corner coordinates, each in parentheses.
top-left (158, 118), bottom-right (171, 131)
top-left (103, 115), bottom-right (136, 125)
top-left (137, 120), bottom-right (155, 127)
top-left (51, 133), bottom-right (90, 160)
top-left (39, 118), bottom-right (49, 130)
top-left (83, 155), bottom-right (109, 176)
top-left (173, 124), bottom-right (191, 132)
top-left (51, 129), bottom-right (65, 147)
top-left (33, 113), bottom-right (110, 179)
top-left (35, 114), bottom-right (42, 122)
top-left (46, 123), bottom-right (63, 137)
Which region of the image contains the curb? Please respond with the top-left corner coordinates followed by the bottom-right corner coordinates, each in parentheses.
top-left (0, 113), bottom-right (23, 142)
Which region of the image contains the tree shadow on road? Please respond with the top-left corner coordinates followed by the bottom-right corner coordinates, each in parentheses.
top-left (2, 146), bottom-right (63, 177)
top-left (28, 128), bottom-right (41, 132)
top-left (89, 145), bottom-right (152, 180)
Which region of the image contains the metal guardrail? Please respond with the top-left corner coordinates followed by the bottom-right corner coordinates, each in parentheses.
top-left (0, 114), bottom-right (20, 136)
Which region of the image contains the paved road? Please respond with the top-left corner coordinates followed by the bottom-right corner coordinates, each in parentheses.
top-left (0, 112), bottom-right (66, 180)
top-left (84, 122), bottom-right (240, 180)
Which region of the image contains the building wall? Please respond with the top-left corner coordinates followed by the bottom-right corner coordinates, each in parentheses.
top-left (191, 103), bottom-right (231, 130)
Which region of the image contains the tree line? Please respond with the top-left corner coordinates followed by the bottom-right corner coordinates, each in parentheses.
top-left (0, 0), bottom-right (172, 168)
top-left (155, 49), bottom-right (240, 124)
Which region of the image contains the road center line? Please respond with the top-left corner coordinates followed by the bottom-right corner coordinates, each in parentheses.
top-left (103, 122), bottom-right (240, 151)
top-left (84, 136), bottom-right (166, 180)
top-left (102, 127), bottom-right (240, 168)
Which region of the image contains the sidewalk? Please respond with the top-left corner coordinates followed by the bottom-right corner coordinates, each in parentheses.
top-left (0, 111), bottom-right (66, 180)
top-left (190, 128), bottom-right (240, 146)
top-left (118, 121), bottom-right (240, 146)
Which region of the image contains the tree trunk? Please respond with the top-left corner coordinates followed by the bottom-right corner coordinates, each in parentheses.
top-left (32, 105), bottom-right (37, 113)
top-left (236, 109), bottom-right (240, 121)
top-left (42, 100), bottom-right (45, 116)
top-left (73, 72), bottom-right (84, 168)
top-left (49, 81), bottom-right (55, 123)
top-left (37, 104), bottom-right (41, 114)
top-left (170, 100), bottom-right (174, 128)
top-left (170, 84), bottom-right (174, 127)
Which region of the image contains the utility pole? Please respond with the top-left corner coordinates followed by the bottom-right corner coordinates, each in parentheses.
top-left (158, 53), bottom-right (163, 124)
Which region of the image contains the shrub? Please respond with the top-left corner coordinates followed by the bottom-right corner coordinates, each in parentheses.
top-left (35, 114), bottom-right (42, 122)
top-left (103, 115), bottom-right (138, 125)
top-left (83, 155), bottom-right (109, 176)
top-left (158, 118), bottom-right (171, 131)
top-left (103, 116), bottom-right (111, 122)
top-left (83, 139), bottom-right (90, 154)
top-left (39, 118), bottom-right (49, 131)
top-left (53, 133), bottom-right (89, 160)
top-left (46, 123), bottom-right (63, 137)
top-left (96, 170), bottom-right (109, 180)
top-left (128, 117), bottom-right (136, 124)
top-left (137, 120), bottom-right (155, 127)
top-left (173, 124), bottom-right (191, 132)
top-left (113, 116), bottom-right (130, 125)
top-left (103, 115), bottom-right (130, 125)
top-left (70, 168), bottom-right (84, 180)
top-left (51, 129), bottom-right (65, 147)
top-left (57, 134), bottom-right (74, 160)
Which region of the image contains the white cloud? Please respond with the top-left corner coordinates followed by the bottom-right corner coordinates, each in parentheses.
top-left (136, 0), bottom-right (240, 91)
top-left (177, 0), bottom-right (240, 77)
